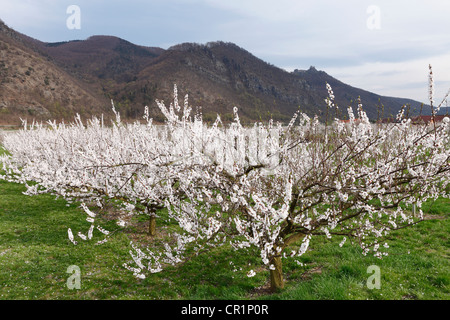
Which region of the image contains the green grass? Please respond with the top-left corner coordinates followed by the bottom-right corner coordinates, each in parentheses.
top-left (0, 177), bottom-right (449, 300)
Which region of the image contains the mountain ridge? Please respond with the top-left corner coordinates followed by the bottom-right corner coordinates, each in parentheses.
top-left (0, 19), bottom-right (429, 125)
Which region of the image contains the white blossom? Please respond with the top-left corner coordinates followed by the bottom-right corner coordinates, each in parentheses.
top-left (247, 270), bottom-right (256, 277)
top-left (1, 80), bottom-right (448, 288)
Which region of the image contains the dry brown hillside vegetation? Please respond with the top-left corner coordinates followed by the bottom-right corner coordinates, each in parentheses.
top-left (0, 19), bottom-right (429, 125)
top-left (0, 21), bottom-right (111, 125)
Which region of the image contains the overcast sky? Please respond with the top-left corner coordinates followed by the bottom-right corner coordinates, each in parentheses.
top-left (1, 0), bottom-right (450, 105)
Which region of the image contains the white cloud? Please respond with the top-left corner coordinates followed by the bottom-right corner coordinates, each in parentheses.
top-left (0, 0), bottom-right (62, 28)
top-left (325, 52), bottom-right (450, 103)
top-left (199, 0), bottom-right (320, 22)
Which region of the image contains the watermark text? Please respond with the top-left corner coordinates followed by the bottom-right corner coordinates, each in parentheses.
top-left (66, 265), bottom-right (81, 289)
top-left (66, 5), bottom-right (81, 30)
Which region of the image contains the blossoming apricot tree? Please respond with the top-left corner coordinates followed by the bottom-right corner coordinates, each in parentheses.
top-left (1, 77), bottom-right (449, 292)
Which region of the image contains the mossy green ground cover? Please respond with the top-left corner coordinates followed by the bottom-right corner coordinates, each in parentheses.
top-left (0, 176), bottom-right (448, 300)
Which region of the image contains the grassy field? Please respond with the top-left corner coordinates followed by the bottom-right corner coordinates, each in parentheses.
top-left (1, 141), bottom-right (449, 300)
top-left (0, 175), bottom-right (448, 300)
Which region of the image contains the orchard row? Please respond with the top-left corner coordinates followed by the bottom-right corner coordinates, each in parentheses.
top-left (1, 84), bottom-right (449, 291)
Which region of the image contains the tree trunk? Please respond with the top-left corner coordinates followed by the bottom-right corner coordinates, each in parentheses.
top-left (269, 255), bottom-right (284, 292)
top-left (149, 214), bottom-right (156, 236)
